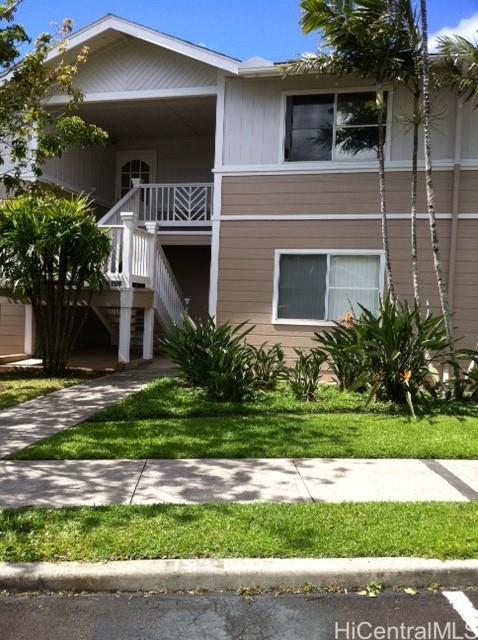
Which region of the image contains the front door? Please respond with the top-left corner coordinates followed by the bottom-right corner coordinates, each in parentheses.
top-left (116, 151), bottom-right (157, 199)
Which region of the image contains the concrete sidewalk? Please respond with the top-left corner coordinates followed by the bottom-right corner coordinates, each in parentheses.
top-left (0, 360), bottom-right (176, 459)
top-left (1, 457), bottom-right (477, 508)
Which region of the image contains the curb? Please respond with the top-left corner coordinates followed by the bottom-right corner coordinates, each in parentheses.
top-left (1, 558), bottom-right (478, 592)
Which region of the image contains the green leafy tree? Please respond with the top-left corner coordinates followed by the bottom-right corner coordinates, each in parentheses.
top-left (0, 0), bottom-right (107, 194)
top-left (0, 195), bottom-right (111, 375)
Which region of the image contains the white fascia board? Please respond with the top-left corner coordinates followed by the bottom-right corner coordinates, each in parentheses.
top-left (45, 86), bottom-right (217, 105)
top-left (46, 15), bottom-right (240, 75)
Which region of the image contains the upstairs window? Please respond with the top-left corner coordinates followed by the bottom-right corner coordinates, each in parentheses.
top-left (274, 251), bottom-right (382, 324)
top-left (284, 91), bottom-right (387, 162)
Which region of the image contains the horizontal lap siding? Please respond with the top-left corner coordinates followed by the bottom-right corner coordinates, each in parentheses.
top-left (216, 219), bottom-right (458, 360)
top-left (0, 302), bottom-right (24, 355)
top-left (460, 172), bottom-right (478, 213)
top-left (453, 221), bottom-right (478, 348)
top-left (222, 172), bottom-right (456, 216)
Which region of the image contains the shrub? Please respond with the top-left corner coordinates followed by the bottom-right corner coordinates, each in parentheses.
top-left (285, 349), bottom-right (327, 402)
top-left (0, 195), bottom-right (111, 376)
top-left (159, 316), bottom-right (258, 402)
top-left (250, 343), bottom-right (285, 391)
top-left (313, 317), bottom-right (368, 392)
top-left (457, 349), bottom-right (478, 400)
top-left (354, 296), bottom-right (449, 405)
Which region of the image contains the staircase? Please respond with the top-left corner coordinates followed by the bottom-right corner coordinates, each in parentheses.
top-left (94, 207), bottom-right (189, 364)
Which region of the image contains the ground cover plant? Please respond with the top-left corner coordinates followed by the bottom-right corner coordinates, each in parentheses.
top-left (12, 376), bottom-right (478, 461)
top-left (2, 503), bottom-right (478, 562)
top-left (0, 372), bottom-right (84, 410)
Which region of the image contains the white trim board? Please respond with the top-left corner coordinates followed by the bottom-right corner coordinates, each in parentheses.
top-left (208, 72), bottom-right (226, 319)
top-left (214, 159), bottom-right (471, 175)
top-left (272, 248), bottom-right (385, 327)
top-left (45, 86), bottom-right (218, 105)
top-left (45, 15), bottom-right (240, 74)
top-left (220, 213), bottom-right (461, 221)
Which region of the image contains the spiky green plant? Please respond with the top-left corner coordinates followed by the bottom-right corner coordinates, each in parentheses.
top-left (0, 195), bottom-right (111, 375)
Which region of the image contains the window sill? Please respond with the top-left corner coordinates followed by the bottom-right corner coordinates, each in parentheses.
top-left (272, 319), bottom-right (336, 327)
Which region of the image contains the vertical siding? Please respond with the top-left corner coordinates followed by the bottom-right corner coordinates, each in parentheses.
top-left (0, 302), bottom-right (25, 355)
top-left (222, 78), bottom-right (462, 167)
top-left (43, 144), bottom-right (116, 206)
top-left (117, 136), bottom-right (214, 183)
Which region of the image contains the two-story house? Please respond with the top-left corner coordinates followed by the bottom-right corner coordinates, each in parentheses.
top-left (0, 14), bottom-right (477, 366)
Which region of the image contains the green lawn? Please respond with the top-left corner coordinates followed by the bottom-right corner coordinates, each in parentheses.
top-left (13, 411), bottom-right (478, 460)
top-left (0, 373), bottom-right (85, 410)
top-left (12, 377), bottom-right (478, 460)
top-left (2, 503), bottom-right (478, 562)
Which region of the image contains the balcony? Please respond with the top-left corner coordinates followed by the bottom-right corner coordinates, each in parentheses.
top-left (99, 182), bottom-right (213, 227)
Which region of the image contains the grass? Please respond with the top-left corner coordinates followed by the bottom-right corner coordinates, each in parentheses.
top-left (13, 411), bottom-right (478, 460)
top-left (0, 372), bottom-right (85, 410)
top-left (2, 503), bottom-right (478, 562)
top-left (90, 377), bottom-right (478, 421)
top-left (12, 377), bottom-right (478, 460)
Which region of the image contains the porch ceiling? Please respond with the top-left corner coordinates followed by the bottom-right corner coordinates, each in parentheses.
top-left (75, 96), bottom-right (216, 140)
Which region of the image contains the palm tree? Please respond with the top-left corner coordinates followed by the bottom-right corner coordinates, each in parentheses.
top-left (437, 32), bottom-right (478, 105)
top-left (294, 0), bottom-right (421, 299)
top-left (400, 1), bottom-right (422, 305)
top-left (419, 0), bottom-right (461, 385)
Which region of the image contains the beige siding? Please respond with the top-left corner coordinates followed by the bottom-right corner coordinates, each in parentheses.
top-left (453, 220), bottom-right (478, 348)
top-left (216, 219), bottom-right (459, 360)
top-left (459, 172), bottom-right (478, 214)
top-left (222, 172), bottom-right (458, 215)
top-left (0, 302), bottom-right (25, 355)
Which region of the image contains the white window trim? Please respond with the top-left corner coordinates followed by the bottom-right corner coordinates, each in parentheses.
top-left (278, 86), bottom-right (393, 166)
top-left (272, 248), bottom-right (385, 327)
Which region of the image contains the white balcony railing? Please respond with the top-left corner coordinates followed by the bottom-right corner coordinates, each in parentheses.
top-left (98, 183), bottom-right (213, 227)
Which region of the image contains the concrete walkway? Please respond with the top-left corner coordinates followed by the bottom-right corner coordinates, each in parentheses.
top-left (1, 457), bottom-right (478, 508)
top-left (0, 360), bottom-right (176, 459)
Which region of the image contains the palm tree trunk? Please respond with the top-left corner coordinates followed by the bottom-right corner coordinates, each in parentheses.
top-left (377, 86), bottom-right (395, 299)
top-left (420, 0), bottom-right (461, 388)
top-left (411, 93), bottom-right (420, 306)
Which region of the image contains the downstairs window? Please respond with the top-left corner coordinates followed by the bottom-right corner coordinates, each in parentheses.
top-left (274, 252), bottom-right (382, 324)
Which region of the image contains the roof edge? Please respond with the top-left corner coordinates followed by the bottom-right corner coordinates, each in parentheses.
top-left (46, 14), bottom-right (240, 75)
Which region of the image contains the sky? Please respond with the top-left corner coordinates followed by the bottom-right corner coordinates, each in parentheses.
top-left (13, 0), bottom-right (478, 62)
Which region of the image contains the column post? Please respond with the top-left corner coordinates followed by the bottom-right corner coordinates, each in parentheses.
top-left (118, 212), bottom-right (137, 365)
top-left (24, 304), bottom-right (34, 356)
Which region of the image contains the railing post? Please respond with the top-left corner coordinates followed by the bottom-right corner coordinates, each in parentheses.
top-left (143, 220), bottom-right (159, 360)
top-left (118, 212), bottom-right (137, 365)
top-left (145, 220), bottom-right (159, 286)
top-left (120, 212), bottom-right (137, 289)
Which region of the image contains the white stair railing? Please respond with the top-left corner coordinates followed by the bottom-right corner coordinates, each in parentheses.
top-left (98, 186), bottom-right (141, 226)
top-left (100, 215), bottom-right (187, 328)
top-left (151, 237), bottom-right (187, 326)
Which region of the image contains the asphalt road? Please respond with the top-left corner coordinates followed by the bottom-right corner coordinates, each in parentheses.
top-left (2, 589), bottom-right (478, 640)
